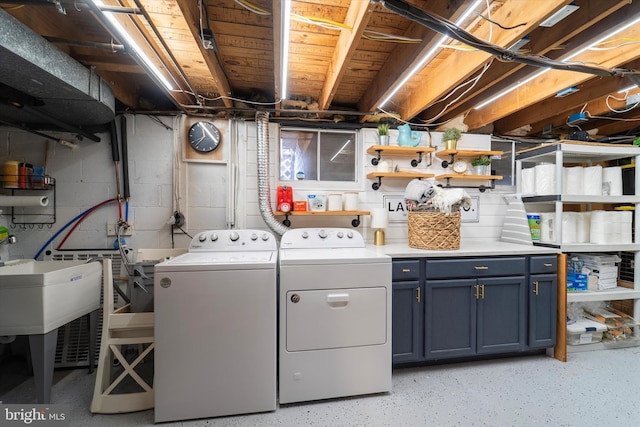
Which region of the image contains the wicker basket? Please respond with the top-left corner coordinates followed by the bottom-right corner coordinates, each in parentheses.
top-left (408, 210), bottom-right (461, 250)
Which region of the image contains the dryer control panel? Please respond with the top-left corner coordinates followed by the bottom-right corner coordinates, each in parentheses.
top-left (280, 228), bottom-right (364, 249)
top-left (189, 229), bottom-right (276, 252)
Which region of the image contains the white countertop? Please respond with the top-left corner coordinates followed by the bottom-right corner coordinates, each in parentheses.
top-left (369, 240), bottom-right (559, 258)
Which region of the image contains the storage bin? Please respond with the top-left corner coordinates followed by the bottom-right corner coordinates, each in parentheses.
top-left (567, 319), bottom-right (607, 345)
top-left (408, 210), bottom-right (460, 250)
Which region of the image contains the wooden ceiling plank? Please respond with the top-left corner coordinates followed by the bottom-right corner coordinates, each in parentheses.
top-left (465, 3), bottom-right (640, 130)
top-left (357, 0), bottom-right (467, 117)
top-left (398, 0), bottom-right (569, 121)
top-left (175, 0), bottom-right (234, 108)
top-left (418, 0), bottom-right (629, 125)
top-left (317, 0), bottom-right (375, 110)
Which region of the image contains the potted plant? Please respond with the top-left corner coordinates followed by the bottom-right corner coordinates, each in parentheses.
top-left (377, 123), bottom-right (390, 146)
top-left (442, 128), bottom-right (462, 150)
top-left (471, 156), bottom-right (491, 175)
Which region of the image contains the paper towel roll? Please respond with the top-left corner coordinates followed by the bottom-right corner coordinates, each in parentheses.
top-left (520, 167), bottom-right (536, 194)
top-left (0, 195), bottom-right (49, 207)
top-left (583, 165), bottom-right (603, 196)
top-left (563, 166), bottom-right (584, 195)
top-left (602, 166), bottom-right (623, 196)
top-left (590, 210), bottom-right (607, 243)
top-left (534, 164), bottom-right (556, 195)
top-left (575, 212), bottom-right (591, 243)
top-left (562, 212), bottom-right (578, 243)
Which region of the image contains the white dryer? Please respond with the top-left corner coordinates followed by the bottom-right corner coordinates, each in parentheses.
top-left (278, 228), bottom-right (392, 404)
top-left (154, 229), bottom-right (277, 423)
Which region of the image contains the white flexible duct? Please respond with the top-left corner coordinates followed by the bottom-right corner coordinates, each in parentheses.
top-left (256, 112), bottom-right (289, 236)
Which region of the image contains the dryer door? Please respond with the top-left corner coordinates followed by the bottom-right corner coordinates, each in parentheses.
top-left (286, 287), bottom-right (386, 351)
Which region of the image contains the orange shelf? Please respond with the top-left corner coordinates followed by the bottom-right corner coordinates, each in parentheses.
top-left (435, 149), bottom-right (503, 158)
top-left (367, 145), bottom-right (435, 155)
top-left (436, 174), bottom-right (503, 180)
top-left (274, 210), bottom-right (369, 216)
top-left (366, 172), bottom-right (434, 179)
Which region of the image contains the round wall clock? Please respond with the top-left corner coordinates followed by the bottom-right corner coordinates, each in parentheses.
top-left (188, 121), bottom-right (221, 153)
top-left (452, 160), bottom-right (468, 174)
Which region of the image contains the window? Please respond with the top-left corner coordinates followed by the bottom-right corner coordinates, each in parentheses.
top-left (279, 128), bottom-right (358, 185)
top-left (491, 139), bottom-right (541, 186)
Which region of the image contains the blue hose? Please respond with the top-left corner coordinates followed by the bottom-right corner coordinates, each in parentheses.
top-left (33, 200), bottom-right (114, 260)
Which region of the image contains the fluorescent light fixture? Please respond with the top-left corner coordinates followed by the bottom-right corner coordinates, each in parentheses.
top-left (619, 85), bottom-right (636, 93)
top-left (378, 0), bottom-right (483, 108)
top-left (88, 0), bottom-right (174, 91)
top-left (281, 0), bottom-right (292, 100)
top-left (476, 14), bottom-right (640, 109)
top-left (539, 4), bottom-right (579, 27)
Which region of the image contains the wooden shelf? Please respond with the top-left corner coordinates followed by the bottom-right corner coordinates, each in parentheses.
top-left (367, 145), bottom-right (435, 155)
top-left (274, 210), bottom-right (369, 227)
top-left (274, 210), bottom-right (369, 216)
top-left (436, 174), bottom-right (503, 181)
top-left (435, 149), bottom-right (503, 158)
top-left (366, 171), bottom-right (435, 190)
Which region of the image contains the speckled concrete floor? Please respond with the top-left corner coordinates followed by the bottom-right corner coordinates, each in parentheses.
top-left (2, 348), bottom-right (640, 427)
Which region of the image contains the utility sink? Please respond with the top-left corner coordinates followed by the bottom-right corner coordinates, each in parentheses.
top-left (0, 259), bottom-right (102, 336)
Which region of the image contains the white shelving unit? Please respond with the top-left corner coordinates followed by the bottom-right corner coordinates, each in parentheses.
top-left (515, 141), bottom-right (640, 352)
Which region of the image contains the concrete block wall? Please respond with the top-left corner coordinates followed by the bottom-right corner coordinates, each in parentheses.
top-left (1, 115), bottom-right (512, 262)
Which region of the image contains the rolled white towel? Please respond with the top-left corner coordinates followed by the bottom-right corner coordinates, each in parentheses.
top-left (404, 179), bottom-right (436, 204)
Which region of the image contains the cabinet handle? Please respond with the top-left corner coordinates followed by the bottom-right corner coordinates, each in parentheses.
top-left (474, 285), bottom-right (479, 299)
top-left (416, 287), bottom-right (421, 302)
top-left (534, 281), bottom-right (539, 295)
top-left (480, 284), bottom-right (485, 299)
top-left (474, 266), bottom-right (489, 270)
top-left (543, 263), bottom-right (553, 267)
top-left (402, 269), bottom-right (411, 272)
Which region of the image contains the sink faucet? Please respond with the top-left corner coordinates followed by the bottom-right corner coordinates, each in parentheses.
top-left (0, 235), bottom-right (17, 266)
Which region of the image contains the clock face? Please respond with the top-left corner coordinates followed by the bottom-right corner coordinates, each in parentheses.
top-left (188, 121), bottom-right (221, 153)
top-left (453, 160), bottom-right (468, 174)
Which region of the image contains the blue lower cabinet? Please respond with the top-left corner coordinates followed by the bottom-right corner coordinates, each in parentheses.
top-left (392, 255), bottom-right (558, 366)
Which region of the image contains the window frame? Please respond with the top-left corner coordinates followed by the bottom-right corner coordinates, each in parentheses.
top-left (277, 127), bottom-right (363, 191)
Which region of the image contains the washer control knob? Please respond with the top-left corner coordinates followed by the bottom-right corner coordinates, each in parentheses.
top-left (229, 231), bottom-right (240, 241)
top-left (318, 229), bottom-right (327, 239)
top-left (198, 234), bottom-right (207, 242)
top-left (347, 231), bottom-right (354, 239)
top-left (250, 233), bottom-right (258, 241)
top-left (210, 233), bottom-right (218, 242)
top-left (337, 231), bottom-right (344, 238)
top-left (261, 233), bottom-right (270, 241)
top-left (301, 231), bottom-right (309, 239)
top-left (291, 294), bottom-right (300, 303)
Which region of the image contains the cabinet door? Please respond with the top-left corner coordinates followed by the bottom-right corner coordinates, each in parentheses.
top-left (476, 276), bottom-right (527, 355)
top-left (528, 274), bottom-right (557, 349)
top-left (392, 281), bottom-right (423, 364)
top-left (425, 279), bottom-right (476, 360)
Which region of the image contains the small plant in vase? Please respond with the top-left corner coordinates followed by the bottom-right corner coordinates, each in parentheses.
top-left (442, 128), bottom-right (462, 150)
top-left (471, 156), bottom-right (491, 175)
top-left (377, 123), bottom-right (390, 146)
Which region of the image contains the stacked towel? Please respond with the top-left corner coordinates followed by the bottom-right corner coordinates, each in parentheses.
top-left (404, 179), bottom-right (471, 214)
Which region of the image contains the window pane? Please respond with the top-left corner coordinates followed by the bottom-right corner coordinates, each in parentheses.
top-left (280, 130), bottom-right (317, 181)
top-left (319, 132), bottom-right (356, 181)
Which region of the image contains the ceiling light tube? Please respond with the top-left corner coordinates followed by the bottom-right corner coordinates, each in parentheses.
top-left (281, 0), bottom-right (292, 100)
top-left (476, 15), bottom-right (640, 109)
top-left (87, 0), bottom-right (174, 91)
top-left (378, 0), bottom-right (483, 108)
top-left (330, 139), bottom-right (352, 162)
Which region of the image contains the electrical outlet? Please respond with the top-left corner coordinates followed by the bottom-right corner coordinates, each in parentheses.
top-left (106, 223), bottom-right (133, 236)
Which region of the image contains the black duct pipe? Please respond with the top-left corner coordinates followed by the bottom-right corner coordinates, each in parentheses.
top-left (120, 115), bottom-right (130, 200)
top-left (109, 120), bottom-right (119, 162)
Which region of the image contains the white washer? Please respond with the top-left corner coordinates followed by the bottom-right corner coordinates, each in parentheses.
top-left (278, 228), bottom-right (392, 404)
top-left (154, 229), bottom-right (277, 423)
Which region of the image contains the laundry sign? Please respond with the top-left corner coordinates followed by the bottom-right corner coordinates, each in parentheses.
top-left (383, 195), bottom-right (479, 223)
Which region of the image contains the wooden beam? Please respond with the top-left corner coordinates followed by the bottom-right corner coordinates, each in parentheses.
top-left (357, 0), bottom-right (467, 118)
top-left (418, 0), bottom-right (629, 125)
top-left (465, 2), bottom-right (640, 130)
top-left (317, 0), bottom-right (375, 110)
top-left (173, 0), bottom-right (234, 108)
top-left (398, 0), bottom-right (570, 121)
